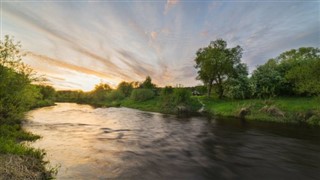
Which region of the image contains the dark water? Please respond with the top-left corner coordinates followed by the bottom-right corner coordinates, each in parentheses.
top-left (24, 103), bottom-right (320, 179)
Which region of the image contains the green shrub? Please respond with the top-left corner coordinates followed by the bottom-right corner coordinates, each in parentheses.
top-left (159, 88), bottom-right (201, 113)
top-left (173, 88), bottom-right (191, 105)
top-left (307, 115), bottom-right (320, 126)
top-left (106, 90), bottom-right (125, 101)
top-left (161, 86), bottom-right (174, 96)
top-left (130, 89), bottom-right (155, 102)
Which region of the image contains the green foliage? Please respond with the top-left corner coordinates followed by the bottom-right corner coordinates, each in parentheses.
top-left (159, 87), bottom-right (201, 113)
top-left (224, 75), bottom-right (251, 99)
top-left (282, 48), bottom-right (320, 95)
top-left (0, 35), bottom-right (55, 178)
top-left (307, 115), bottom-right (320, 126)
top-left (201, 96), bottom-right (319, 125)
top-left (139, 76), bottom-right (156, 89)
top-left (91, 83), bottom-right (112, 101)
top-left (251, 47), bottom-right (320, 98)
top-left (0, 36), bottom-right (42, 124)
top-left (106, 90), bottom-right (125, 101)
top-left (160, 86), bottom-right (174, 96)
top-left (36, 85), bottom-right (56, 100)
top-left (117, 81), bottom-right (133, 97)
top-left (194, 39), bottom-right (244, 98)
top-left (173, 88), bottom-right (192, 105)
top-left (251, 59), bottom-right (284, 98)
top-left (130, 89), bottom-right (155, 102)
top-left (56, 90), bottom-right (88, 102)
top-left (192, 85), bottom-right (207, 95)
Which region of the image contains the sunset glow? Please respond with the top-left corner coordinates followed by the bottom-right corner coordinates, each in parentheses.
top-left (2, 1), bottom-right (318, 90)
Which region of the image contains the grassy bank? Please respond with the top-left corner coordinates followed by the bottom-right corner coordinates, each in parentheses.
top-left (81, 96), bottom-right (202, 115)
top-left (199, 97), bottom-right (320, 126)
top-left (0, 123), bottom-right (55, 179)
top-left (85, 96), bottom-right (320, 126)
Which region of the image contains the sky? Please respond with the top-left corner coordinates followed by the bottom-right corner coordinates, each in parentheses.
top-left (1, 0), bottom-right (319, 91)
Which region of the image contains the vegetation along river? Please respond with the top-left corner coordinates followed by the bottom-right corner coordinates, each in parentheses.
top-left (24, 103), bottom-right (320, 179)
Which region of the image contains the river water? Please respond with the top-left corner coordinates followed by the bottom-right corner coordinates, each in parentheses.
top-left (24, 103), bottom-right (320, 179)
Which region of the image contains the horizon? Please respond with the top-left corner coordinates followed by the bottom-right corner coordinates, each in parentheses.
top-left (2, 0), bottom-right (319, 91)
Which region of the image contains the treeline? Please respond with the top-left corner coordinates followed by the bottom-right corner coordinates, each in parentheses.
top-left (55, 76), bottom-right (201, 114)
top-left (195, 39), bottom-right (320, 99)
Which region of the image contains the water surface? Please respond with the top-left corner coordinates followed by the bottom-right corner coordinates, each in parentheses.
top-left (25, 103), bottom-right (320, 179)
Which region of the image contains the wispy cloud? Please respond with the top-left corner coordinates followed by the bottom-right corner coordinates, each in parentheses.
top-left (2, 1), bottom-right (318, 90)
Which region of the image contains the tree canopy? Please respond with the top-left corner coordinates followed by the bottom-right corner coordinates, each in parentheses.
top-left (139, 76), bottom-right (156, 89)
top-left (194, 39), bottom-right (244, 98)
top-left (251, 47), bottom-right (320, 97)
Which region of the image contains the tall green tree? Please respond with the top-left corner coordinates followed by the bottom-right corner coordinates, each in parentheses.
top-left (194, 39), bottom-right (243, 98)
top-left (139, 76), bottom-right (156, 89)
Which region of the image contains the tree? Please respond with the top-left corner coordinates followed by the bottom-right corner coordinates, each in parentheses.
top-left (139, 76), bottom-right (156, 89)
top-left (251, 47), bottom-right (320, 97)
top-left (251, 59), bottom-right (284, 98)
top-left (91, 82), bottom-right (112, 101)
top-left (36, 85), bottom-right (56, 100)
top-left (0, 35), bottom-right (41, 124)
top-left (277, 47), bottom-right (320, 95)
top-left (117, 81), bottom-right (133, 97)
top-left (194, 39), bottom-right (243, 98)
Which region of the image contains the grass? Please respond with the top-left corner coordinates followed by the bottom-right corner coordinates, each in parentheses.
top-left (0, 124), bottom-right (55, 179)
top-left (121, 97), bottom-right (163, 113)
top-left (0, 101), bottom-right (57, 179)
top-left (199, 96), bottom-right (320, 125)
top-left (32, 99), bottom-right (56, 109)
top-left (94, 97), bottom-right (171, 114)
top-left (87, 96), bottom-right (202, 115)
top-left (75, 95), bottom-right (320, 126)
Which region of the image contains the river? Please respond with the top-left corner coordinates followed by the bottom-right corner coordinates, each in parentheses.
top-left (24, 103), bottom-right (320, 179)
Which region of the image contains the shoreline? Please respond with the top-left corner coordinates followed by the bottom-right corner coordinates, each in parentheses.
top-left (58, 96), bottom-right (320, 126)
top-left (0, 102), bottom-right (56, 179)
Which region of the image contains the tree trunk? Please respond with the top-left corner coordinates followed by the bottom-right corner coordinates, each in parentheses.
top-left (217, 76), bottom-right (223, 99)
top-left (217, 84), bottom-right (223, 99)
top-left (207, 84), bottom-right (212, 97)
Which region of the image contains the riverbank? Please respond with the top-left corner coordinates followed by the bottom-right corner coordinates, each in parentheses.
top-left (0, 124), bottom-right (55, 179)
top-left (200, 97), bottom-right (320, 126)
top-left (79, 96), bottom-right (202, 115)
top-left (82, 96), bottom-right (320, 126)
top-left (0, 102), bottom-right (56, 179)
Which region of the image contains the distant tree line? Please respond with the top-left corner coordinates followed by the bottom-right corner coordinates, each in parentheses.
top-left (55, 75), bottom-right (199, 114)
top-left (195, 39), bottom-right (320, 99)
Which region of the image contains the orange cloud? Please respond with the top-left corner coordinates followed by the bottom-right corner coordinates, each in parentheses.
top-left (26, 52), bottom-right (116, 80)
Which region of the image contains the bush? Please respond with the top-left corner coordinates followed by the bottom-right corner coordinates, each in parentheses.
top-left (224, 75), bottom-right (251, 99)
top-left (173, 88), bottom-right (191, 105)
top-left (130, 89), bottom-right (155, 102)
top-left (159, 88), bottom-right (201, 114)
top-left (106, 90), bottom-right (125, 101)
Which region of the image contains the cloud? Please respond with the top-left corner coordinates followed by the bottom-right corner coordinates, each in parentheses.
top-left (26, 52), bottom-right (116, 80)
top-left (150, 31), bottom-right (158, 40)
top-left (164, 0), bottom-right (180, 14)
top-left (3, 1), bottom-right (318, 90)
